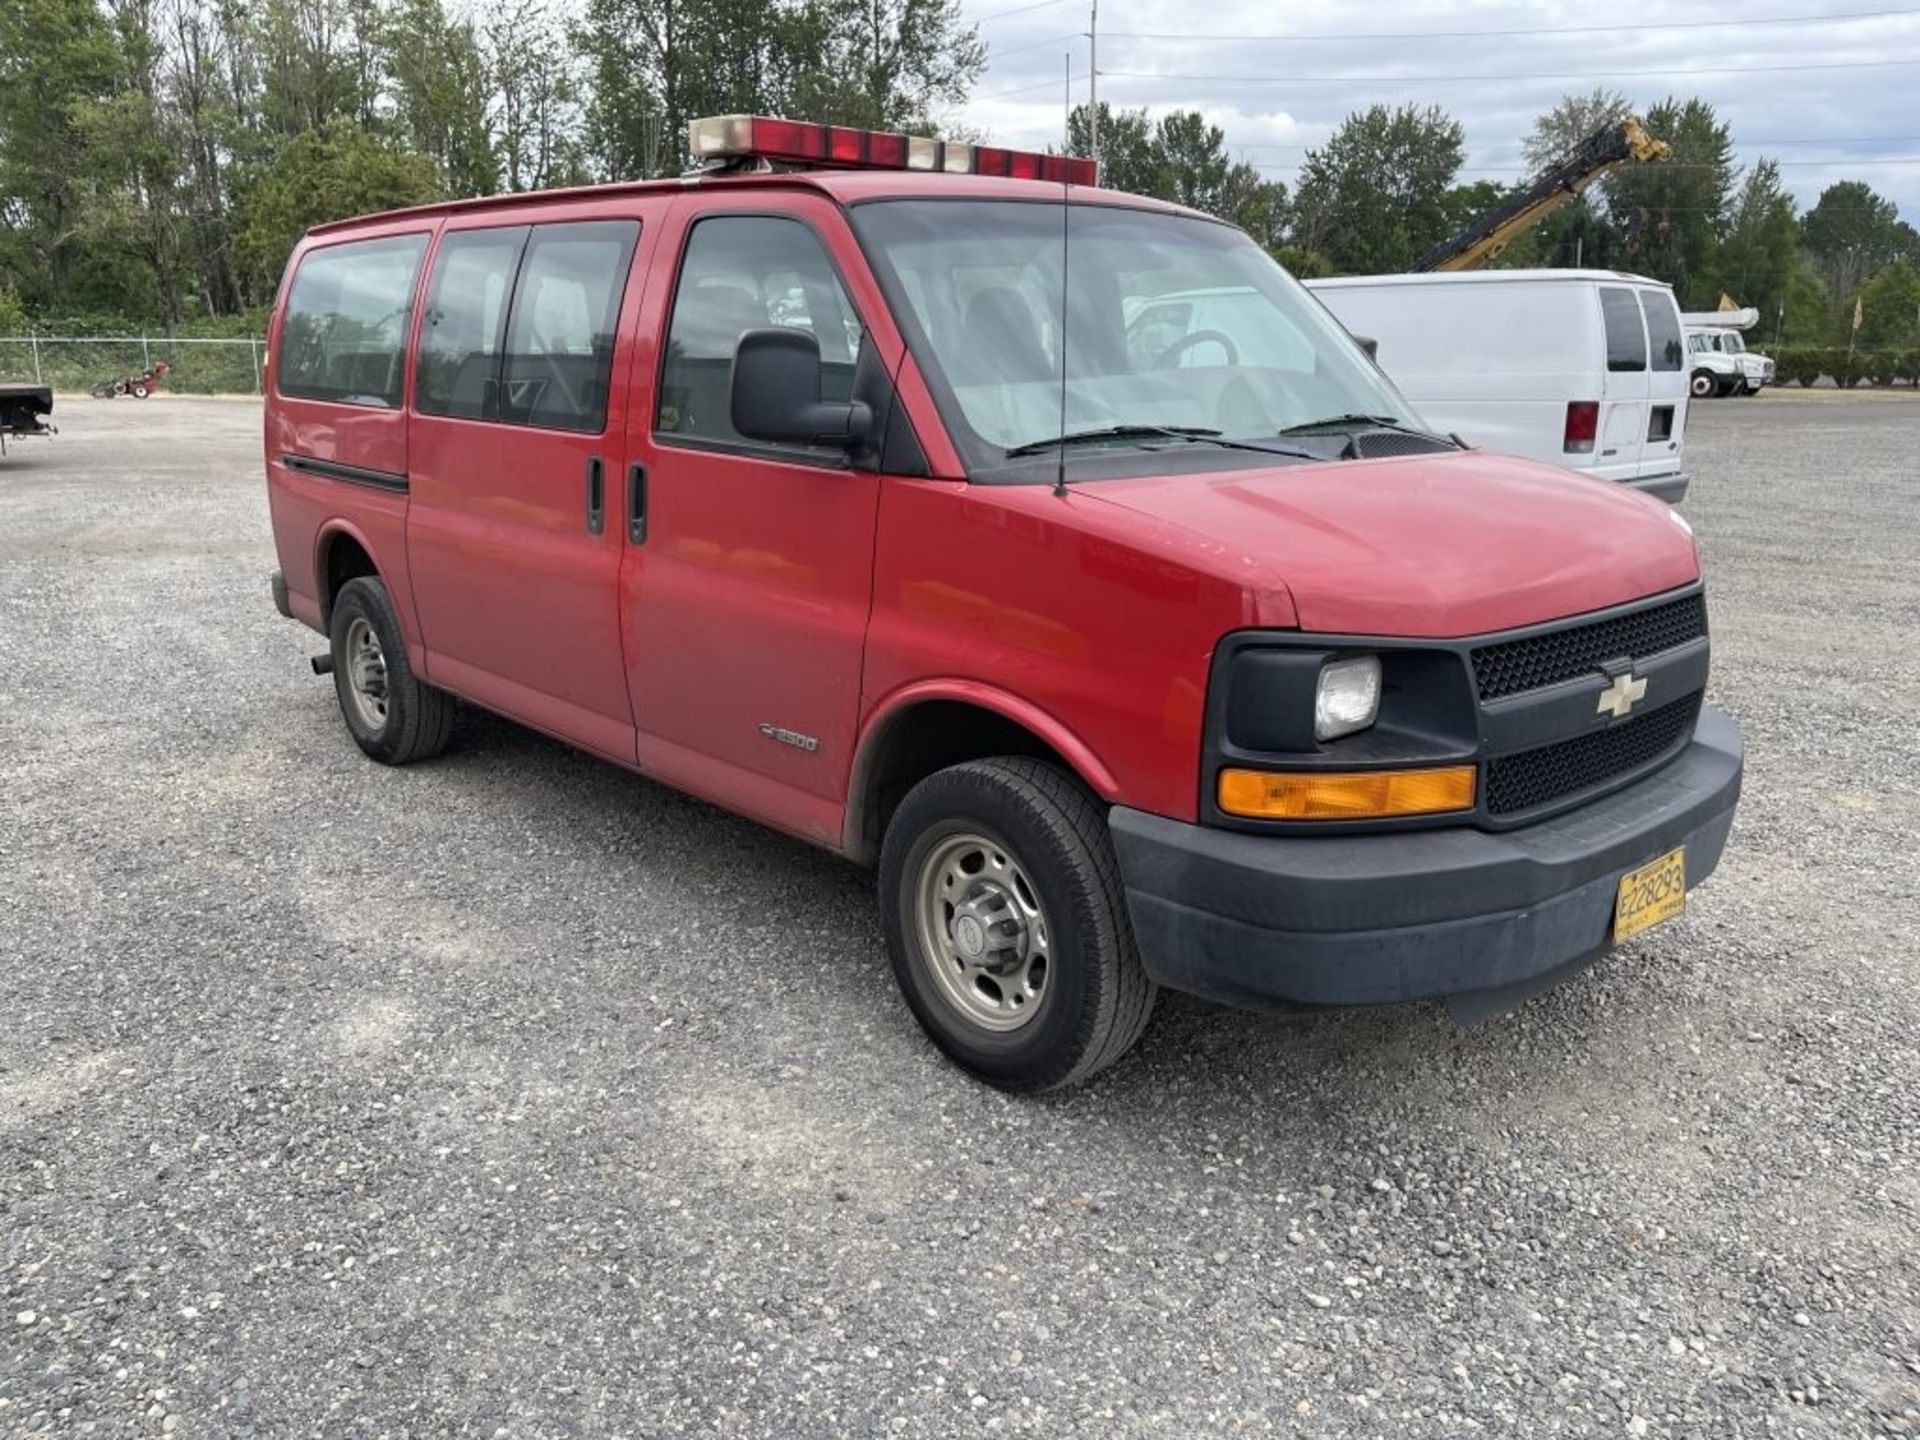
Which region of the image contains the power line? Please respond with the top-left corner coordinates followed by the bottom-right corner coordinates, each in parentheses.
top-left (1101, 4), bottom-right (1920, 43)
top-left (988, 30), bottom-right (1083, 60)
top-left (1099, 57), bottom-right (1920, 85)
top-left (1232, 135), bottom-right (1920, 152)
top-left (1228, 145), bottom-right (1920, 167)
top-left (967, 0), bottom-right (1075, 27)
top-left (977, 73), bottom-right (1086, 100)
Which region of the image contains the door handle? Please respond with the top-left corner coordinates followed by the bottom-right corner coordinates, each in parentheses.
top-left (627, 463), bottom-right (647, 545)
top-left (585, 456), bottom-right (605, 536)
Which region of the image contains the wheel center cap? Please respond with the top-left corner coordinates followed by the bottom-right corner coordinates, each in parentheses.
top-left (953, 913), bottom-right (988, 960)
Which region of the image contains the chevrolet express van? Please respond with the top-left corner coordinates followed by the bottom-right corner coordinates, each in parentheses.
top-left (265, 116), bottom-right (1743, 1091)
top-left (1307, 270), bottom-right (1692, 503)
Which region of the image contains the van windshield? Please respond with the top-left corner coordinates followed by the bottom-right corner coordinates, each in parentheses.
top-left (851, 199), bottom-right (1419, 477)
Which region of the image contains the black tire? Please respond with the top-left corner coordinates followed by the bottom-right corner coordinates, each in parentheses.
top-left (327, 576), bottom-right (453, 764)
top-left (879, 757), bottom-right (1156, 1092)
top-left (130, 383), bottom-right (149, 399)
top-left (1689, 370), bottom-right (1716, 399)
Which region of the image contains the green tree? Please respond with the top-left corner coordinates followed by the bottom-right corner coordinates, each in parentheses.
top-left (1777, 255), bottom-right (1832, 345)
top-left (1507, 89), bottom-right (1651, 269)
top-left (0, 0), bottom-right (127, 307)
top-left (1853, 258), bottom-right (1920, 351)
top-left (1291, 104), bottom-right (1466, 273)
top-left (802, 0), bottom-right (983, 133)
top-left (1273, 244), bottom-right (1332, 279)
top-left (1711, 159), bottom-right (1800, 323)
top-left (1523, 88), bottom-right (1634, 174)
top-left (235, 124), bottom-right (439, 291)
top-left (576, 0), bottom-right (981, 181)
top-left (382, 0), bottom-right (499, 196)
top-left (1799, 181), bottom-right (1919, 302)
top-left (1063, 105), bottom-right (1287, 246)
top-left (487, 0), bottom-right (586, 192)
top-left (1067, 104), bottom-right (1157, 195)
top-left (1605, 97), bottom-right (1733, 303)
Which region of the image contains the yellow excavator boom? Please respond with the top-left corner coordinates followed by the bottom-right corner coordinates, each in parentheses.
top-left (1413, 117), bottom-right (1672, 273)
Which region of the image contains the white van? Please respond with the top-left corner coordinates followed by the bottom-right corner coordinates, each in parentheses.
top-left (1306, 270), bottom-right (1690, 503)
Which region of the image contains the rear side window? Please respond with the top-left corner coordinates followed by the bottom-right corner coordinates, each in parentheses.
top-left (1639, 291), bottom-right (1683, 372)
top-left (501, 220), bottom-right (640, 432)
top-left (279, 234), bottom-right (429, 408)
top-left (658, 216), bottom-right (864, 452)
top-left (416, 227), bottom-right (527, 421)
top-left (1600, 286), bottom-right (1647, 373)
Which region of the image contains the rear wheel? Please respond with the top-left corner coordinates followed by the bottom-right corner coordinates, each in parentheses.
top-left (130, 383), bottom-right (150, 399)
top-left (328, 576), bottom-right (453, 764)
top-left (879, 757), bottom-right (1156, 1092)
top-left (1689, 370), bottom-right (1716, 399)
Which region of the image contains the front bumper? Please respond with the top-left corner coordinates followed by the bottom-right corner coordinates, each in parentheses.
top-left (1111, 704), bottom-right (1742, 1014)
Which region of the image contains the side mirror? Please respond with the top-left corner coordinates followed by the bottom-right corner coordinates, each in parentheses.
top-left (1354, 334), bottom-right (1379, 361)
top-left (730, 329), bottom-right (872, 447)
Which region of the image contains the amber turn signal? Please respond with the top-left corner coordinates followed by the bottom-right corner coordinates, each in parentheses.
top-left (1217, 765), bottom-right (1477, 821)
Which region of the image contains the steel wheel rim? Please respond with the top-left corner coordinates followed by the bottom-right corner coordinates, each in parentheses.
top-left (912, 830), bottom-right (1051, 1033)
top-left (344, 616), bottom-right (390, 731)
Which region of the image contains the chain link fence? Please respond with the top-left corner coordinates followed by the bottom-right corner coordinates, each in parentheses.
top-left (0, 335), bottom-right (265, 395)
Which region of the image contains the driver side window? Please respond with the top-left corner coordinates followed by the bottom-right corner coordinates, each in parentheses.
top-left (658, 216), bottom-right (864, 452)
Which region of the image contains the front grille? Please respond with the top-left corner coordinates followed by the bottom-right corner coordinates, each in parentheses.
top-left (1471, 592), bottom-right (1707, 701)
top-left (1484, 693), bottom-right (1701, 816)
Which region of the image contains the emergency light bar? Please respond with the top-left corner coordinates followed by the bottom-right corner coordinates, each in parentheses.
top-left (688, 115), bottom-right (1098, 187)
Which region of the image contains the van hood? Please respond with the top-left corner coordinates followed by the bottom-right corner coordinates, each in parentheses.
top-left (1083, 450), bottom-right (1701, 637)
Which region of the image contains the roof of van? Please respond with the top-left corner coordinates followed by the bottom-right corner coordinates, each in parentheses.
top-left (303, 170), bottom-right (1201, 238)
top-left (1307, 269), bottom-right (1668, 290)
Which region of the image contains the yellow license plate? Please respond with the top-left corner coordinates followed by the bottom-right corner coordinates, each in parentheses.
top-left (1614, 846), bottom-right (1686, 941)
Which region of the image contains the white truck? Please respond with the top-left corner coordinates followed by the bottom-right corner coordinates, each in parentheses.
top-left (1680, 310), bottom-right (1774, 397)
top-left (1306, 269), bottom-right (1691, 503)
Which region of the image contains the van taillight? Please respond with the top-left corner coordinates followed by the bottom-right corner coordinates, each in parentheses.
top-left (1564, 401), bottom-right (1599, 454)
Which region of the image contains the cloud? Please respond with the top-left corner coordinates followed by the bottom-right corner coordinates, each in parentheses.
top-left (955, 0), bottom-right (1920, 220)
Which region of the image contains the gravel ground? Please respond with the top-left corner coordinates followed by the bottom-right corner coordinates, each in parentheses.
top-left (1, 395), bottom-right (1916, 1438)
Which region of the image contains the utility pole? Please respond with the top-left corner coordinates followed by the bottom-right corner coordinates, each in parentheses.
top-left (1087, 0), bottom-right (1099, 166)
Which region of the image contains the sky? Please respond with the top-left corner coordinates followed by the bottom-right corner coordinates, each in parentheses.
top-left (950, 0), bottom-right (1920, 223)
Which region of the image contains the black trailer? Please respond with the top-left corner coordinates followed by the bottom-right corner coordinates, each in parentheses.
top-left (0, 382), bottom-right (55, 455)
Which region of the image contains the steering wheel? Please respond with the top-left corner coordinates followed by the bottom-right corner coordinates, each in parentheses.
top-left (1152, 328), bottom-right (1240, 369)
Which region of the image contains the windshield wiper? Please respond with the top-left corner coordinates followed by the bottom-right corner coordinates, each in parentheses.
top-left (1003, 423), bottom-right (1221, 458)
top-left (1277, 413), bottom-right (1460, 446)
top-left (1004, 423), bottom-right (1319, 462)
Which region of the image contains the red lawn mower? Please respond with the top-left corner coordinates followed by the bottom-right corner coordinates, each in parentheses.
top-left (91, 359), bottom-right (172, 399)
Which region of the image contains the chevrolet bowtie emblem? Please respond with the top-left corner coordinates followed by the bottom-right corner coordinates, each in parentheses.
top-left (1596, 671), bottom-right (1648, 719)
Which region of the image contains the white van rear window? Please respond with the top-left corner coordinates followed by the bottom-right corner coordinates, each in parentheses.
top-left (1638, 291), bottom-right (1684, 372)
top-left (1600, 287), bottom-right (1647, 374)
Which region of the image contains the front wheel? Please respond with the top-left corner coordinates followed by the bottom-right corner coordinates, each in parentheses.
top-left (328, 576), bottom-right (453, 764)
top-left (879, 758), bottom-right (1156, 1092)
top-left (1689, 370), bottom-right (1717, 399)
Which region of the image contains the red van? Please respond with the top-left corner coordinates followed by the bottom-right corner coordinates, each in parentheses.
top-left (265, 116), bottom-right (1742, 1091)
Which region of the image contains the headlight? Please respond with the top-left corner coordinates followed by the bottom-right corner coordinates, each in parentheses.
top-left (1315, 655), bottom-right (1381, 741)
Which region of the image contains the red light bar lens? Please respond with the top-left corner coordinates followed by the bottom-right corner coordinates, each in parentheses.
top-left (688, 114), bottom-right (1099, 186)
top-left (826, 127), bottom-right (865, 164)
top-left (1039, 154), bottom-right (1098, 186)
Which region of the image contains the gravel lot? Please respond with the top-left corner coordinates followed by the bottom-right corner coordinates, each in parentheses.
top-left (2, 394), bottom-right (1916, 1438)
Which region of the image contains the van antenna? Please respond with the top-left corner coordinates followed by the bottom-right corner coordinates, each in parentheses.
top-left (1053, 176), bottom-right (1071, 499)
